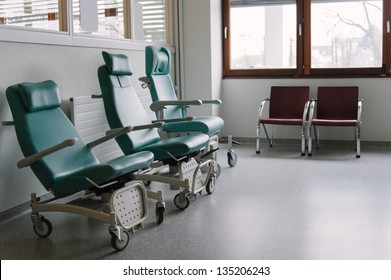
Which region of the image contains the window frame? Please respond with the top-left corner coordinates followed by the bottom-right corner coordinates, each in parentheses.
top-left (222, 0), bottom-right (391, 78)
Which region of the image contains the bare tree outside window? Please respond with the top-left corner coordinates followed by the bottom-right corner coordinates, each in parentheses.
top-left (311, 0), bottom-right (382, 68)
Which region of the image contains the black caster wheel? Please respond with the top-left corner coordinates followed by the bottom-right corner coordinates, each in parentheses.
top-left (215, 163), bottom-right (221, 178)
top-left (227, 151), bottom-right (237, 167)
top-left (174, 193), bottom-right (190, 210)
top-left (156, 206), bottom-right (165, 225)
top-left (111, 230), bottom-right (129, 251)
top-left (206, 177), bottom-right (216, 194)
top-left (33, 217), bottom-right (52, 238)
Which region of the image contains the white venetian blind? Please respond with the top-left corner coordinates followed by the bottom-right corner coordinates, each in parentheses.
top-left (73, 0), bottom-right (124, 38)
top-left (137, 0), bottom-right (166, 43)
top-left (0, 0), bottom-right (60, 31)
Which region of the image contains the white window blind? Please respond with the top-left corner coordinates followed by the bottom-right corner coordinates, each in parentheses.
top-left (0, 0), bottom-right (60, 31)
top-left (137, 0), bottom-right (166, 43)
top-left (73, 0), bottom-right (124, 38)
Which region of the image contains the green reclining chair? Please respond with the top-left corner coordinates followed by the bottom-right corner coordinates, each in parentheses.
top-left (98, 51), bottom-right (216, 210)
top-left (5, 80), bottom-right (156, 251)
top-left (141, 45), bottom-right (237, 170)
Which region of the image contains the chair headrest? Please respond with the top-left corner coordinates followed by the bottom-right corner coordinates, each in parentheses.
top-left (18, 80), bottom-right (61, 112)
top-left (102, 51), bottom-right (133, 75)
top-left (145, 46), bottom-right (171, 75)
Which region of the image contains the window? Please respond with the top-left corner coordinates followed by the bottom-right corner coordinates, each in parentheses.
top-left (229, 1), bottom-right (296, 70)
top-left (73, 0), bottom-right (125, 39)
top-left (0, 0), bottom-right (168, 45)
top-left (223, 0), bottom-right (391, 77)
top-left (311, 0), bottom-right (382, 68)
top-left (0, 0), bottom-right (67, 32)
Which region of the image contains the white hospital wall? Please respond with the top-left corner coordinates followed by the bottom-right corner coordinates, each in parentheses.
top-left (221, 78), bottom-right (391, 142)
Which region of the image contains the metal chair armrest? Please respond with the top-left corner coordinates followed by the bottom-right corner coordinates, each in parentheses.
top-left (200, 99), bottom-right (222, 105)
top-left (17, 138), bottom-right (78, 168)
top-left (89, 122), bottom-right (164, 149)
top-left (150, 100), bottom-right (203, 112)
top-left (88, 126), bottom-right (132, 149)
top-left (257, 98), bottom-right (270, 120)
top-left (131, 122), bottom-right (164, 131)
top-left (1, 121), bottom-right (15, 126)
top-left (357, 98), bottom-right (363, 123)
top-left (152, 117), bottom-right (194, 123)
top-left (302, 100), bottom-right (311, 124)
top-left (307, 99), bottom-right (317, 124)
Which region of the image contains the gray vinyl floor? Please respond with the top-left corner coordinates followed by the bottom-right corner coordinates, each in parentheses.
top-left (1, 140), bottom-right (391, 260)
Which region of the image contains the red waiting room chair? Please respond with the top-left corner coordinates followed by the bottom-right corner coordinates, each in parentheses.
top-left (307, 86), bottom-right (363, 158)
top-left (256, 86), bottom-right (310, 156)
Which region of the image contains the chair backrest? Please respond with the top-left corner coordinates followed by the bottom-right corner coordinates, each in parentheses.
top-left (316, 86), bottom-right (359, 120)
top-left (145, 45), bottom-right (184, 119)
top-left (6, 80), bottom-right (99, 191)
top-left (98, 51), bottom-right (161, 155)
top-left (269, 86), bottom-right (310, 119)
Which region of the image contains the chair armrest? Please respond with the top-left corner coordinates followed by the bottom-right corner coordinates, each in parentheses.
top-left (357, 98), bottom-right (363, 123)
top-left (17, 138), bottom-right (78, 168)
top-left (2, 121), bottom-right (15, 126)
top-left (88, 126), bottom-right (132, 149)
top-left (302, 100), bottom-right (311, 123)
top-left (131, 122), bottom-right (164, 131)
top-left (150, 100), bottom-right (202, 112)
top-left (152, 117), bottom-right (194, 123)
top-left (89, 123), bottom-right (163, 149)
top-left (307, 99), bottom-right (318, 124)
top-left (257, 98), bottom-right (270, 120)
top-left (200, 99), bottom-right (222, 105)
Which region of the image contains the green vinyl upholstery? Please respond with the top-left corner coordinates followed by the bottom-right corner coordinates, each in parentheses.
top-left (6, 80), bottom-right (154, 198)
top-left (145, 46), bottom-right (224, 136)
top-left (98, 51), bottom-right (209, 162)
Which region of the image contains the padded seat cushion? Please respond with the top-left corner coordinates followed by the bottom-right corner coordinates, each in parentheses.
top-left (163, 116), bottom-right (224, 136)
top-left (136, 134), bottom-right (209, 161)
top-left (260, 118), bottom-right (303, 126)
top-left (51, 151), bottom-right (154, 198)
top-left (312, 119), bottom-right (358, 126)
top-left (105, 151), bottom-right (154, 176)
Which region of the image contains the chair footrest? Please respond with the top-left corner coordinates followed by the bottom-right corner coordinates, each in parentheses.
top-left (110, 182), bottom-right (148, 230)
top-left (179, 158), bottom-right (203, 192)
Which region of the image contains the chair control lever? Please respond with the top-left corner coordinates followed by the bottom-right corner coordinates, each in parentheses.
top-left (200, 148), bottom-right (219, 159)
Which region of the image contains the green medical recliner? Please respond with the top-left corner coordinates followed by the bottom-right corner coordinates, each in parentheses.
top-left (98, 51), bottom-right (216, 210)
top-left (5, 80), bottom-right (156, 251)
top-left (141, 45), bottom-right (238, 170)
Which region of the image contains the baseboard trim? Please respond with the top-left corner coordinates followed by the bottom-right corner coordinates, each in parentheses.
top-left (0, 193), bottom-right (52, 225)
top-left (221, 137), bottom-right (391, 148)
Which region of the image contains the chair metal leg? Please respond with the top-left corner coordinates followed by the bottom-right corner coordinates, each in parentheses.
top-left (256, 123), bottom-right (272, 154)
top-left (314, 126), bottom-right (319, 149)
top-left (256, 124), bottom-right (260, 153)
top-left (262, 123), bottom-right (272, 147)
top-left (356, 125), bottom-right (361, 158)
top-left (307, 125), bottom-right (313, 156)
top-left (301, 124), bottom-right (306, 156)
